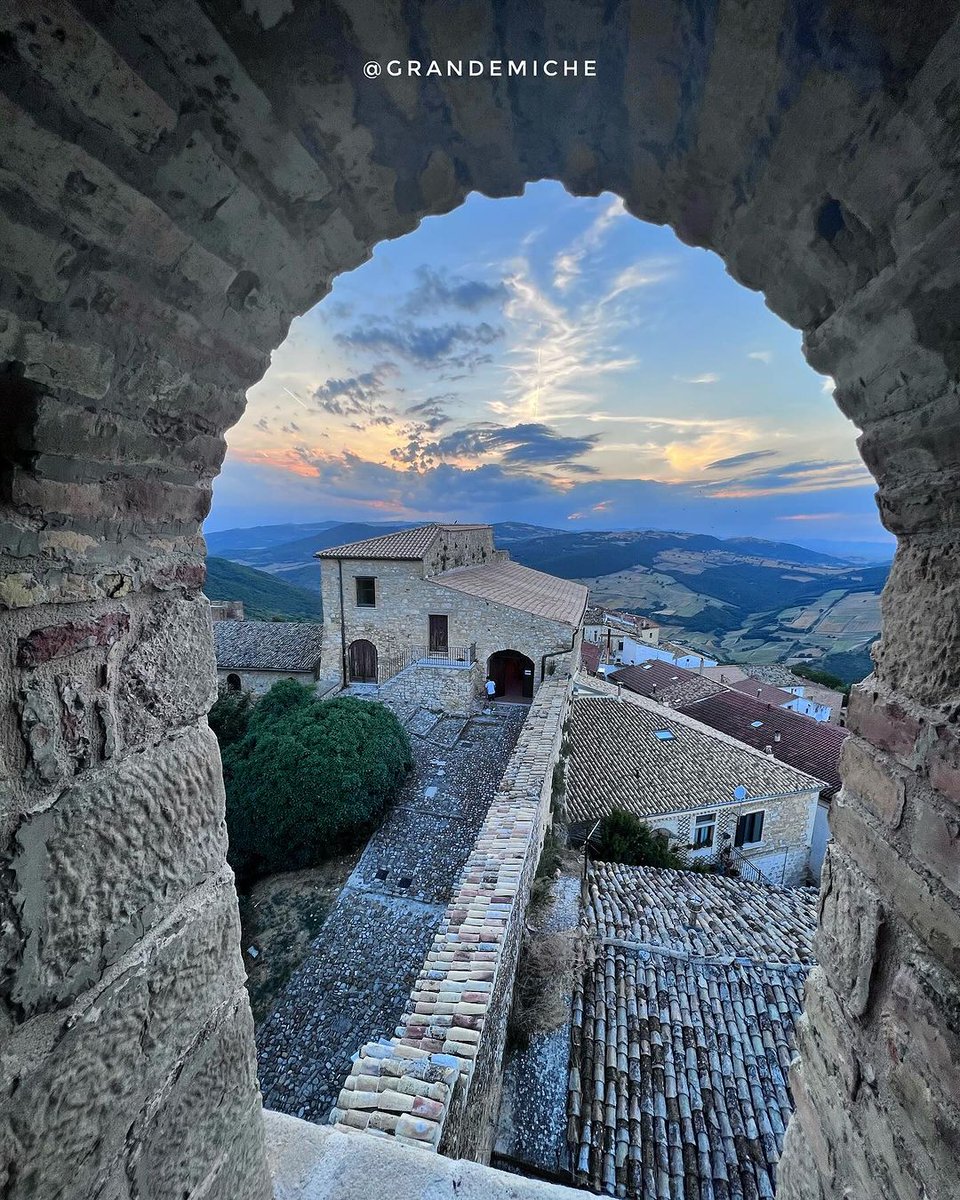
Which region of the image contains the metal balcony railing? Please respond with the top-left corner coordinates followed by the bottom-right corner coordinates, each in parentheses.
top-left (377, 643), bottom-right (477, 684)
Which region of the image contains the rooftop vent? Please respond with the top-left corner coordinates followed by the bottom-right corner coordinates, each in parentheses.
top-left (774, 730), bottom-right (782, 742)
top-left (687, 897), bottom-right (703, 928)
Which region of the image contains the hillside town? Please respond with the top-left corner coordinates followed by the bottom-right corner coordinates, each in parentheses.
top-left (206, 521), bottom-right (854, 1197)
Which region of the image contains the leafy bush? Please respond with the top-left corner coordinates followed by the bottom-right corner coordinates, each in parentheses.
top-left (791, 663), bottom-right (851, 695)
top-left (209, 688), bottom-right (254, 750)
top-left (219, 684), bottom-right (412, 882)
top-left (593, 808), bottom-right (689, 870)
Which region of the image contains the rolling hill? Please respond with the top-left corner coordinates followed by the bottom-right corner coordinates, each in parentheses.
top-left (202, 520), bottom-right (888, 677)
top-left (204, 556), bottom-right (323, 622)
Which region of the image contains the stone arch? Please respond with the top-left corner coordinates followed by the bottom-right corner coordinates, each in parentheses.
top-left (226, 672), bottom-right (242, 692)
top-left (2, 5), bottom-right (959, 1199)
top-left (487, 649), bottom-right (536, 701)
top-left (347, 638), bottom-right (378, 683)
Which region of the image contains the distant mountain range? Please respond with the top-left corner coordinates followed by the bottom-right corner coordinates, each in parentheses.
top-left (203, 524), bottom-right (890, 678)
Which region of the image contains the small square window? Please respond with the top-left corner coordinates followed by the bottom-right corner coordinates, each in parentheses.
top-left (654, 730), bottom-right (674, 741)
top-left (356, 576), bottom-right (376, 607)
top-left (750, 720), bottom-right (763, 728)
top-left (735, 810), bottom-right (765, 847)
top-left (375, 868), bottom-right (388, 881)
top-left (398, 876), bottom-right (413, 889)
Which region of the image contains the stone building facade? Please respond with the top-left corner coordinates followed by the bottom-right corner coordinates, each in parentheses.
top-left (1, 5), bottom-right (959, 1200)
top-left (317, 524), bottom-right (586, 702)
top-left (567, 679), bottom-right (825, 887)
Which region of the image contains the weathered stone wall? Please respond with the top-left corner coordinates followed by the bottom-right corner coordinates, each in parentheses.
top-left (422, 527), bottom-right (497, 577)
top-left (320, 557), bottom-right (579, 685)
top-left (216, 666), bottom-right (317, 696)
top-left (330, 676), bottom-right (571, 1157)
top-left (377, 660), bottom-right (482, 717)
top-left (1, 2), bottom-right (959, 1195)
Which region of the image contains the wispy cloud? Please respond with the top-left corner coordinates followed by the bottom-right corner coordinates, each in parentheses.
top-left (747, 350), bottom-right (773, 363)
top-left (674, 372), bottom-right (720, 385)
top-left (336, 321), bottom-right (502, 370)
top-left (402, 266), bottom-right (507, 314)
top-left (705, 449), bottom-right (779, 470)
top-left (552, 196), bottom-right (627, 290)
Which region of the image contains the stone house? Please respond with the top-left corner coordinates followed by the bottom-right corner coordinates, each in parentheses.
top-left (730, 675), bottom-right (834, 722)
top-left (316, 524), bottom-right (587, 708)
top-left (567, 678), bottom-right (826, 886)
top-left (213, 619), bottom-right (325, 695)
top-left (582, 606), bottom-right (659, 663)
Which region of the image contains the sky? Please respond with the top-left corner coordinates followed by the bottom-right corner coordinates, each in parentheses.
top-left (210, 182), bottom-right (892, 551)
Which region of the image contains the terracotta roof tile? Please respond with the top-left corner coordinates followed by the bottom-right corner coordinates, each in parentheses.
top-left (611, 659), bottom-right (727, 706)
top-left (430, 560), bottom-right (587, 627)
top-left (568, 863), bottom-right (817, 1198)
top-left (315, 524), bottom-right (442, 560)
top-left (678, 690), bottom-right (849, 796)
top-left (566, 689), bottom-right (822, 825)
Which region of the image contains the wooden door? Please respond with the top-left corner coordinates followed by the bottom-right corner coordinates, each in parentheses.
top-left (428, 614), bottom-right (449, 654)
top-left (348, 639), bottom-right (378, 682)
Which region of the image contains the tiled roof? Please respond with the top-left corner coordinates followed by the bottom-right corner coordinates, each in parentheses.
top-left (430, 560), bottom-right (588, 627)
top-left (583, 861), bottom-right (817, 963)
top-left (581, 641), bottom-right (602, 674)
top-left (213, 620), bottom-right (324, 671)
top-left (584, 606), bottom-right (660, 631)
top-left (678, 690), bottom-right (849, 796)
top-left (566, 691), bottom-right (823, 825)
top-left (740, 664), bottom-right (806, 688)
top-left (568, 862), bottom-right (817, 1198)
top-left (315, 524), bottom-right (443, 560)
top-left (611, 659), bottom-right (726, 706)
top-left (731, 678), bottom-right (800, 707)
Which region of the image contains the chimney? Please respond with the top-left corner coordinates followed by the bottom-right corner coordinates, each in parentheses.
top-left (756, 687), bottom-right (762, 698)
top-left (764, 744), bottom-right (774, 755)
top-left (687, 896), bottom-right (703, 928)
top-left (617, 683), bottom-right (622, 699)
top-left (774, 730), bottom-right (782, 743)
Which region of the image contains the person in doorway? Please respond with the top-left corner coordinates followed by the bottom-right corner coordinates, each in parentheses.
top-left (485, 676), bottom-right (497, 704)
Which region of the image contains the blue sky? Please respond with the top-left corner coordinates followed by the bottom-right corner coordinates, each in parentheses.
top-left (210, 182), bottom-right (891, 549)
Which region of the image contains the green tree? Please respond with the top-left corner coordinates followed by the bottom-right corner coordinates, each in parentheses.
top-left (208, 688), bottom-right (254, 750)
top-left (593, 808), bottom-right (689, 869)
top-left (219, 687), bottom-right (412, 881)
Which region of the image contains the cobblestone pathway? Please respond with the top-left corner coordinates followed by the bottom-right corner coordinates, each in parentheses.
top-left (256, 701), bottom-right (528, 1123)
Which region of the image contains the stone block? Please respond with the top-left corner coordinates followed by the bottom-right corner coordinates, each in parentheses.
top-left (131, 997), bottom-right (270, 1200)
top-left (8, 726), bottom-right (227, 1013)
top-left (839, 737), bottom-right (906, 828)
top-left (1, 876), bottom-right (248, 1199)
top-left (845, 687), bottom-right (921, 761)
top-left (815, 847), bottom-right (883, 1019)
top-left (830, 796), bottom-right (960, 976)
top-left (912, 791), bottom-right (960, 899)
top-left (116, 596), bottom-right (216, 749)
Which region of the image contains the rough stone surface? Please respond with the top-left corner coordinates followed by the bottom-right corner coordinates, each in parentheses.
top-left (1, 3), bottom-right (960, 1196)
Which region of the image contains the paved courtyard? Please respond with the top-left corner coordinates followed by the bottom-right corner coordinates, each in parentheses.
top-left (256, 700), bottom-right (528, 1122)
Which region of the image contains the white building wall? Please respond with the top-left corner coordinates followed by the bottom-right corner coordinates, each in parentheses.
top-left (620, 639), bottom-right (718, 671)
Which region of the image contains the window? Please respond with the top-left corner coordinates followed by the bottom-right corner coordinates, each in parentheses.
top-left (693, 812), bottom-right (716, 848)
top-left (355, 576), bottom-right (376, 607)
top-left (654, 730), bottom-right (674, 741)
top-left (226, 673), bottom-right (241, 692)
top-left (735, 810), bottom-right (765, 847)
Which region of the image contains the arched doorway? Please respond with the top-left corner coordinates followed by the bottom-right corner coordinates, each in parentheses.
top-left (225, 673), bottom-right (241, 692)
top-left (347, 639), bottom-right (378, 683)
top-left (487, 650), bottom-right (535, 702)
